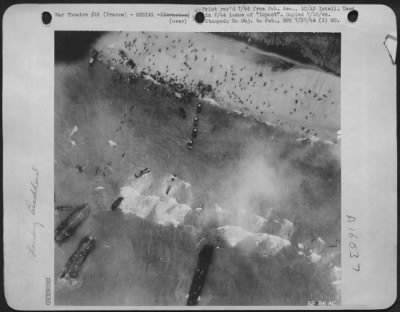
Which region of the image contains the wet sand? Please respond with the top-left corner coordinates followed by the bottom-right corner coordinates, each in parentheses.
top-left (94, 32), bottom-right (340, 141)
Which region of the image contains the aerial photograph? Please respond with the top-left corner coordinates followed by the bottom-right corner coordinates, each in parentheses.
top-left (54, 31), bottom-right (341, 306)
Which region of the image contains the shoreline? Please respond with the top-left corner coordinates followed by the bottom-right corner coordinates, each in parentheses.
top-left (92, 47), bottom-right (340, 146)
top-left (214, 32), bottom-right (341, 76)
top-left (92, 31), bottom-right (340, 142)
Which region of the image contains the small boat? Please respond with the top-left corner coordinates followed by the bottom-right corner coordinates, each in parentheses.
top-left (134, 167), bottom-right (151, 178)
top-left (110, 196), bottom-right (124, 211)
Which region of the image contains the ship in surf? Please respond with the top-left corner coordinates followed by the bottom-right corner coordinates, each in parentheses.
top-left (110, 196), bottom-right (124, 211)
top-left (186, 244), bottom-right (215, 306)
top-left (60, 235), bottom-right (96, 281)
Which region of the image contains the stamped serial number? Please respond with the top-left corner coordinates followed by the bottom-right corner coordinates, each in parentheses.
top-left (346, 214), bottom-right (360, 272)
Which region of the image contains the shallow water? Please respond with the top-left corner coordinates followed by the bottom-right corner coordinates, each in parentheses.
top-left (54, 35), bottom-right (340, 306)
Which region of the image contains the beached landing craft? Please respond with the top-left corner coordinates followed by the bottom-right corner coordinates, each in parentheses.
top-left (55, 203), bottom-right (91, 244)
top-left (60, 235), bottom-right (96, 281)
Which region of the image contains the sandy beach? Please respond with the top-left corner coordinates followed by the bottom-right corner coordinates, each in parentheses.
top-left (94, 32), bottom-right (340, 142)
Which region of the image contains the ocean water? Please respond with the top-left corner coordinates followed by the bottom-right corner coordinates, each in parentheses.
top-left (54, 34), bottom-right (340, 306)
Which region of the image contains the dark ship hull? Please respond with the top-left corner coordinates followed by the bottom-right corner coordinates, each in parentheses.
top-left (55, 203), bottom-right (91, 244)
top-left (60, 235), bottom-right (96, 280)
top-left (186, 244), bottom-right (215, 306)
top-left (110, 196), bottom-right (124, 211)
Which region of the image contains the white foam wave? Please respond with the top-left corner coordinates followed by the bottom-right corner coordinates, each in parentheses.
top-left (119, 173), bottom-right (193, 227)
